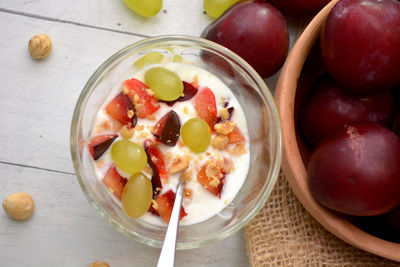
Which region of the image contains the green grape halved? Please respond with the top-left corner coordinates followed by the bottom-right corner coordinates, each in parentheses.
top-left (134, 52), bottom-right (164, 69)
top-left (122, 173), bottom-right (153, 218)
top-left (110, 140), bottom-right (147, 174)
top-left (123, 0), bottom-right (162, 18)
top-left (204, 0), bottom-right (239, 18)
top-left (145, 67), bottom-right (183, 101)
top-left (181, 118), bottom-right (211, 153)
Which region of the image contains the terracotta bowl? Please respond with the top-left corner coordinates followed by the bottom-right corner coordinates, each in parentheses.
top-left (274, 0), bottom-right (400, 261)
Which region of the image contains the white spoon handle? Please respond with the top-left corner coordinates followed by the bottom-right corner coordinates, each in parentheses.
top-left (157, 181), bottom-right (184, 267)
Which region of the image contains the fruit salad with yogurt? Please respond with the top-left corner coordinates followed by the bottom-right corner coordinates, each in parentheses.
top-left (88, 53), bottom-right (250, 225)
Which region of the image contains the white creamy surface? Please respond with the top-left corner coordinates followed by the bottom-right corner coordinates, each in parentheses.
top-left (93, 62), bottom-right (250, 226)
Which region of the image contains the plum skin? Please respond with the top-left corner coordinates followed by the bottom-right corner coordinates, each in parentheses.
top-left (268, 0), bottom-right (331, 15)
top-left (320, 0), bottom-right (400, 93)
top-left (300, 74), bottom-right (395, 146)
top-left (308, 122), bottom-right (400, 216)
top-left (201, 0), bottom-right (289, 78)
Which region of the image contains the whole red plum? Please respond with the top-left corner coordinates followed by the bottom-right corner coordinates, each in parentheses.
top-left (300, 74), bottom-right (394, 145)
top-left (201, 0), bottom-right (289, 78)
top-left (308, 122), bottom-right (400, 216)
top-left (320, 0), bottom-right (400, 94)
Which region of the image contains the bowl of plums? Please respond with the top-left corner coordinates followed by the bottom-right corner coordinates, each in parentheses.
top-left (275, 0), bottom-right (400, 261)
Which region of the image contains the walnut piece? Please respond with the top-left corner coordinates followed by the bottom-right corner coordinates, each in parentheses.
top-left (179, 170), bottom-right (193, 182)
top-left (214, 121), bottom-right (236, 135)
top-left (228, 143), bottom-right (246, 155)
top-left (119, 125), bottom-right (134, 139)
top-left (169, 156), bottom-right (189, 174)
top-left (28, 34), bottom-right (52, 59)
top-left (2, 192), bottom-right (34, 220)
top-left (212, 134), bottom-right (229, 150)
top-left (183, 188), bottom-right (193, 199)
top-left (219, 108), bottom-right (230, 120)
top-left (127, 110), bottom-right (134, 119)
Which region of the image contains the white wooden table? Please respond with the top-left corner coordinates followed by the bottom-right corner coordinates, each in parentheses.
top-left (0, 1), bottom-right (297, 266)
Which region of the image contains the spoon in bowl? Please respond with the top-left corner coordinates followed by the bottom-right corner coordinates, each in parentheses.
top-left (157, 180), bottom-right (185, 267)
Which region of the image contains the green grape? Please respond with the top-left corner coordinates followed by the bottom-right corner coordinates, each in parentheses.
top-left (122, 173), bottom-right (153, 218)
top-left (204, 0), bottom-right (239, 18)
top-left (181, 118), bottom-right (211, 153)
top-left (173, 55), bottom-right (183, 63)
top-left (134, 52), bottom-right (164, 69)
top-left (145, 67), bottom-right (183, 101)
top-left (123, 0), bottom-right (162, 18)
top-left (111, 140), bottom-right (147, 174)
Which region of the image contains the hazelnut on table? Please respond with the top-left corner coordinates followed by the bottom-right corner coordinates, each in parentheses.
top-left (28, 34), bottom-right (52, 59)
top-left (2, 192), bottom-right (35, 220)
top-left (89, 261), bottom-right (110, 267)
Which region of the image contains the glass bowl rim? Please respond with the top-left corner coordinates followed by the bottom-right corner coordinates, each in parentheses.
top-left (70, 35), bottom-right (282, 249)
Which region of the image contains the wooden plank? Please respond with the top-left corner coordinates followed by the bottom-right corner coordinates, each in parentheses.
top-left (0, 163), bottom-right (249, 266)
top-left (0, 12), bottom-right (144, 173)
top-left (0, 0), bottom-right (212, 37)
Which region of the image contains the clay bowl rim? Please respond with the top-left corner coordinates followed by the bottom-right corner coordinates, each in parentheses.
top-left (274, 0), bottom-right (400, 262)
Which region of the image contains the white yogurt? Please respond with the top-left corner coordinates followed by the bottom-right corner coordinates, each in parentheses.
top-left (92, 62), bottom-right (250, 226)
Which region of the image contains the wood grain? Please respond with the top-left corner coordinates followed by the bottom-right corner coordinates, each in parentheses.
top-left (0, 6), bottom-right (250, 267)
top-left (0, 0), bottom-right (212, 37)
top-left (0, 163), bottom-right (248, 266)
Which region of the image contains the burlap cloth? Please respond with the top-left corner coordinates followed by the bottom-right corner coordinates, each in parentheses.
top-left (244, 172), bottom-right (400, 266)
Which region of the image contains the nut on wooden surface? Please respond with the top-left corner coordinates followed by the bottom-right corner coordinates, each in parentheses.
top-left (2, 192), bottom-right (35, 220)
top-left (28, 34), bottom-right (52, 59)
top-left (89, 261), bottom-right (110, 267)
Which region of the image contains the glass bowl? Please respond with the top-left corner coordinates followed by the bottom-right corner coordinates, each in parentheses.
top-left (70, 35), bottom-right (282, 249)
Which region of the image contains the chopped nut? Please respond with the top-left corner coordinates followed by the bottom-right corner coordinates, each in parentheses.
top-left (228, 143), bottom-right (246, 155)
top-left (89, 261), bottom-right (110, 267)
top-left (212, 135), bottom-right (229, 150)
top-left (2, 192), bottom-right (34, 220)
top-left (192, 75), bottom-right (199, 87)
top-left (152, 199), bottom-right (159, 210)
top-left (96, 120), bottom-right (111, 133)
top-left (165, 152), bottom-right (173, 166)
top-left (119, 125), bottom-right (134, 139)
top-left (184, 154), bottom-right (193, 161)
top-left (214, 121), bottom-right (237, 135)
top-left (206, 162), bottom-right (221, 180)
top-left (122, 85), bottom-right (129, 95)
top-left (179, 170), bottom-right (193, 182)
top-left (151, 156), bottom-right (158, 163)
top-left (138, 131), bottom-right (149, 138)
top-left (28, 34), bottom-right (52, 59)
top-left (183, 188), bottom-right (193, 199)
top-left (127, 110), bottom-right (134, 118)
top-left (223, 158), bottom-right (234, 173)
top-left (146, 89), bottom-right (154, 96)
top-left (183, 106), bottom-right (189, 115)
top-left (136, 125), bottom-right (144, 131)
top-left (219, 108), bottom-right (229, 120)
top-left (134, 94), bottom-right (140, 103)
top-left (169, 156), bottom-right (189, 174)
